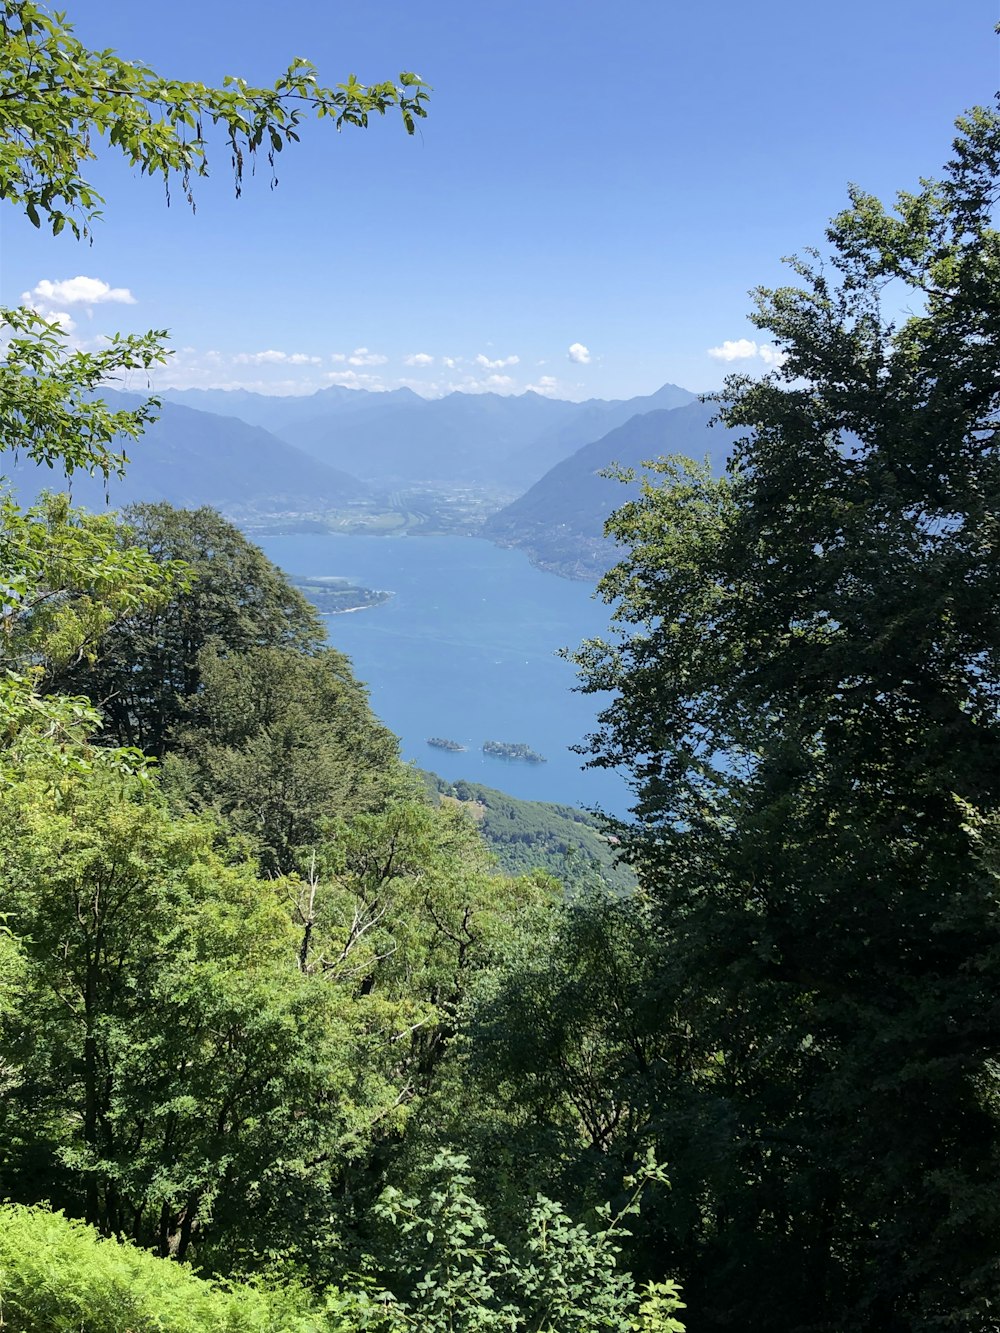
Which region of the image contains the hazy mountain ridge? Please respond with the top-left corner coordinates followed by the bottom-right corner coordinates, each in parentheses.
top-left (484, 400), bottom-right (736, 578)
top-left (283, 389), bottom-right (581, 488)
top-left (496, 381), bottom-right (698, 487)
top-left (162, 381), bottom-right (699, 492)
top-left (162, 384), bottom-right (423, 436)
top-left (8, 392), bottom-right (372, 514)
top-left (5, 384), bottom-right (730, 570)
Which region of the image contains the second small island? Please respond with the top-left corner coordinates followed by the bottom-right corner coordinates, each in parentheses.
top-left (482, 740), bottom-right (547, 764)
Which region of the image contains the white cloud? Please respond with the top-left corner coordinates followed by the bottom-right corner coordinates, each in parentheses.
top-left (707, 338), bottom-right (788, 367)
top-left (442, 372), bottom-right (519, 395)
top-left (404, 352), bottom-right (434, 367)
top-left (475, 352), bottom-right (519, 370)
top-left (325, 369), bottom-right (387, 390)
top-left (128, 348), bottom-right (326, 396)
top-left (329, 348), bottom-right (388, 366)
top-left (567, 342), bottom-right (591, 365)
top-left (526, 374), bottom-right (559, 396)
top-left (233, 349), bottom-right (321, 366)
top-left (19, 275), bottom-right (137, 342)
top-left (129, 344), bottom-right (336, 396)
top-left (37, 309), bottom-right (76, 332)
top-left (442, 356), bottom-right (458, 369)
top-left (758, 343), bottom-right (788, 367)
top-left (707, 338), bottom-right (759, 361)
top-left (347, 346), bottom-right (388, 366)
top-left (24, 276), bottom-right (136, 307)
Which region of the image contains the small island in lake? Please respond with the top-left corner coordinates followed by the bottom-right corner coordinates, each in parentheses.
top-left (482, 740), bottom-right (547, 764)
top-left (290, 575), bottom-right (393, 615)
top-left (427, 737), bottom-right (467, 752)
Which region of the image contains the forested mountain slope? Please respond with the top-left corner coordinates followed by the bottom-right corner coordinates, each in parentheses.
top-left (8, 392), bottom-right (371, 514)
top-left (424, 772), bottom-right (635, 892)
top-left (485, 399), bottom-right (735, 577)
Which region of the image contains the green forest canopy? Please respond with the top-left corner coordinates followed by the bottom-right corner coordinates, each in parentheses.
top-left (1, 2), bottom-right (999, 1329)
top-left (0, 5), bottom-right (680, 1330)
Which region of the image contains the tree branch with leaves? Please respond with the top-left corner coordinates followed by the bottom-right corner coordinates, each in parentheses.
top-left (0, 0), bottom-right (429, 236)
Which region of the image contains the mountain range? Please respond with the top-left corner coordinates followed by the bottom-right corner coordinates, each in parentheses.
top-left (5, 381), bottom-right (737, 578)
top-left (160, 380), bottom-right (700, 492)
top-left (7, 392), bottom-right (371, 514)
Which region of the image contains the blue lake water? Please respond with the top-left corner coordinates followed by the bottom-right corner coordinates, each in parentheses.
top-left (257, 533), bottom-right (632, 815)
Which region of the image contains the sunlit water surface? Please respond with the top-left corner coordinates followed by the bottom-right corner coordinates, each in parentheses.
top-left (257, 533), bottom-right (631, 815)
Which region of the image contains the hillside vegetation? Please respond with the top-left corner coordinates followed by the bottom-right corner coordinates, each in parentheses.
top-left (2, 5), bottom-right (999, 1329)
top-left (425, 773), bottom-right (636, 892)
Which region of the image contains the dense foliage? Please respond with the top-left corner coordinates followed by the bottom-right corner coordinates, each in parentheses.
top-left (0, 1190), bottom-right (684, 1332)
top-left (0, 9), bottom-right (684, 1328)
top-left (3, 4), bottom-right (997, 1330)
top-left (0, 1204), bottom-right (350, 1332)
top-left (573, 101), bottom-right (1000, 1331)
top-left (45, 503), bottom-right (323, 752)
top-left (426, 774), bottom-right (636, 892)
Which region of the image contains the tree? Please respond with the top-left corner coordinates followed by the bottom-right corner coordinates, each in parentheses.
top-left (441, 891), bottom-right (666, 1205)
top-left (0, 307), bottom-right (168, 481)
top-left (0, 493), bottom-right (181, 788)
top-left (47, 504), bottom-right (324, 755)
top-left (364, 1150), bottom-right (684, 1333)
top-left (0, 494), bottom-right (182, 675)
top-left (165, 641), bottom-right (401, 874)
top-left (0, 768), bottom-right (360, 1259)
top-left (574, 103), bottom-right (1000, 1330)
top-left (0, 0), bottom-right (428, 759)
top-left (0, 0), bottom-right (429, 240)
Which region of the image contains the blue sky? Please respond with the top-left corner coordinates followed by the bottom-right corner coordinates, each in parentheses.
top-left (3, 1), bottom-right (997, 400)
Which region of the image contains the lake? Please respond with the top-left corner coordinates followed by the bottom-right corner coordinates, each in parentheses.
top-left (257, 533), bottom-right (632, 815)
